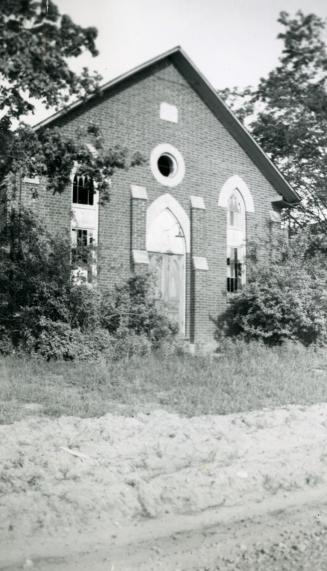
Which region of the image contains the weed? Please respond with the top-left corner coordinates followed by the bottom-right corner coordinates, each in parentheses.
top-left (0, 340), bottom-right (327, 424)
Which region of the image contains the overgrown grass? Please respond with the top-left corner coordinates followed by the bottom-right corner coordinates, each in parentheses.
top-left (1, 340), bottom-right (327, 424)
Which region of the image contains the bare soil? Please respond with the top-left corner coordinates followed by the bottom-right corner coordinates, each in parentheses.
top-left (2, 403), bottom-right (327, 569)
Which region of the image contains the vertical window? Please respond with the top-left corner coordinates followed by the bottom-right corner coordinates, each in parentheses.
top-left (73, 175), bottom-right (94, 205)
top-left (71, 228), bottom-right (95, 283)
top-left (226, 190), bottom-right (246, 293)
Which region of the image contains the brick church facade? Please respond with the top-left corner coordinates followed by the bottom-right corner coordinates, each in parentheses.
top-left (15, 47), bottom-right (299, 347)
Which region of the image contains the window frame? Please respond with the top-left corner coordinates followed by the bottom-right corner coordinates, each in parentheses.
top-left (71, 227), bottom-right (96, 284)
top-left (72, 174), bottom-right (95, 207)
top-left (226, 189), bottom-right (246, 294)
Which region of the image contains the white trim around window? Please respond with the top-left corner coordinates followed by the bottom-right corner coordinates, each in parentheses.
top-left (218, 175), bottom-right (255, 213)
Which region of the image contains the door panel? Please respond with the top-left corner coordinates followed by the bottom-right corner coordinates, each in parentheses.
top-left (149, 253), bottom-right (185, 334)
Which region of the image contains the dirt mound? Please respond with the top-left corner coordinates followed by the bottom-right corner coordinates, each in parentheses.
top-left (1, 404), bottom-right (327, 565)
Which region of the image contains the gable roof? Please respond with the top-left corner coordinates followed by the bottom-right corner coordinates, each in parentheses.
top-left (35, 46), bottom-right (299, 204)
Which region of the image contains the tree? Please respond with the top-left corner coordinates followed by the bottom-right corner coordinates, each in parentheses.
top-left (0, 207), bottom-right (176, 358)
top-left (0, 1), bottom-right (142, 203)
top-left (0, 0), bottom-right (100, 122)
top-left (220, 11), bottom-right (327, 229)
top-left (0, 1), bottom-right (169, 360)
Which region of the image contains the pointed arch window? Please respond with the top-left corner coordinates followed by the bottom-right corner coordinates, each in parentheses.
top-left (226, 189), bottom-right (246, 293)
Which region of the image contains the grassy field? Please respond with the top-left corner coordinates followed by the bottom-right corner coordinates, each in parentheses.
top-left (1, 340), bottom-right (327, 424)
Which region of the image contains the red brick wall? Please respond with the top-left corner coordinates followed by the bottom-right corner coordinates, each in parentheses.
top-left (15, 59), bottom-right (283, 344)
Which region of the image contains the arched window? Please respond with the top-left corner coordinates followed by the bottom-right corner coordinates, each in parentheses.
top-left (226, 189), bottom-right (246, 293)
top-left (73, 174), bottom-right (94, 206)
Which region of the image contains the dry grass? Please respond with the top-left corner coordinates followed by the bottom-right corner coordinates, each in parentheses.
top-left (1, 340), bottom-right (327, 424)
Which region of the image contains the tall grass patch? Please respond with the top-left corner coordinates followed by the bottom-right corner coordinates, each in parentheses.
top-left (1, 341), bottom-right (327, 424)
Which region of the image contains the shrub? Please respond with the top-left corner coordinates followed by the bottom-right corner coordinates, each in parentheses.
top-left (216, 234), bottom-right (327, 346)
top-left (68, 285), bottom-right (102, 331)
top-left (111, 332), bottom-right (152, 360)
top-left (0, 208), bottom-right (177, 359)
top-left (100, 274), bottom-right (178, 346)
top-left (0, 208), bottom-right (72, 348)
top-left (25, 319), bottom-right (114, 361)
top-left (25, 319), bottom-right (85, 360)
top-left (0, 326), bottom-right (15, 355)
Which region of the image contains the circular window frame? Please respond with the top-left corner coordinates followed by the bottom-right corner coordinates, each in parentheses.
top-left (150, 143), bottom-right (185, 188)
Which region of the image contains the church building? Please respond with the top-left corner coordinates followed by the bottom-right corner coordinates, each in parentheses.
top-left (17, 47), bottom-right (299, 348)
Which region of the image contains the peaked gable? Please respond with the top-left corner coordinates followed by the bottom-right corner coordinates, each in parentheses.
top-left (35, 46), bottom-right (299, 205)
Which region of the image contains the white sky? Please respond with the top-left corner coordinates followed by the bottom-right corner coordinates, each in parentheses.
top-left (28, 0), bottom-right (327, 124)
top-left (55, 0), bottom-right (327, 89)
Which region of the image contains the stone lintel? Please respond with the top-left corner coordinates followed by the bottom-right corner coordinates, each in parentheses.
top-left (131, 185), bottom-right (148, 200)
top-left (192, 256), bottom-right (209, 271)
top-left (190, 195), bottom-right (206, 209)
top-left (132, 249), bottom-right (149, 265)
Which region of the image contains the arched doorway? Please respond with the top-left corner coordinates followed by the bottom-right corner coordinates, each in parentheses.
top-left (147, 198), bottom-right (188, 335)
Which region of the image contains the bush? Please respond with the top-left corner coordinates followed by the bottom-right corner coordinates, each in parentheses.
top-left (111, 332), bottom-right (152, 360)
top-left (0, 208), bottom-right (72, 349)
top-left (25, 319), bottom-right (86, 360)
top-left (0, 208), bottom-right (177, 359)
top-left (0, 326), bottom-right (15, 355)
top-left (25, 319), bottom-right (114, 361)
top-left (68, 285), bottom-right (102, 331)
top-left (100, 274), bottom-right (178, 346)
top-left (216, 235), bottom-right (327, 346)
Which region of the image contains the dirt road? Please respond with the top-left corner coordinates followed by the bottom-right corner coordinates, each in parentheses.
top-left (2, 487), bottom-right (327, 570)
top-left (2, 404), bottom-right (327, 569)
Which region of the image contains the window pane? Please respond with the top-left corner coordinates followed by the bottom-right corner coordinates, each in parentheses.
top-left (72, 175), bottom-right (94, 205)
top-left (78, 179), bottom-right (88, 204)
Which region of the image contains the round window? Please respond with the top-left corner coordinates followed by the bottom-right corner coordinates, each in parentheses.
top-left (157, 154), bottom-right (176, 177)
top-left (150, 144), bottom-right (185, 188)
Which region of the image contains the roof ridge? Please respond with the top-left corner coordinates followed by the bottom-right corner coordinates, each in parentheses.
top-left (33, 46), bottom-right (299, 204)
top-left (33, 46), bottom-right (184, 131)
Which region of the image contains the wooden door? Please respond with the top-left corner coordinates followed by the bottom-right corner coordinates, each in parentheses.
top-left (149, 252), bottom-right (185, 334)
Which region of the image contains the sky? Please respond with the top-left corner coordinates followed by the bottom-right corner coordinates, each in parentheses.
top-left (27, 0), bottom-right (327, 125)
top-left (54, 0), bottom-right (327, 90)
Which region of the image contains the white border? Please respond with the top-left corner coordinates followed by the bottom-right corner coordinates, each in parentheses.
top-left (146, 193), bottom-right (190, 253)
top-left (218, 175), bottom-right (255, 213)
top-left (147, 194), bottom-right (187, 336)
top-left (150, 143), bottom-right (185, 188)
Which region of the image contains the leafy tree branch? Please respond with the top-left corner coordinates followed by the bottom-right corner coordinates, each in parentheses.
top-left (219, 11), bottom-right (327, 227)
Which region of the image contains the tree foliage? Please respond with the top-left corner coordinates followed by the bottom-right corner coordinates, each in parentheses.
top-left (0, 0), bottom-right (100, 121)
top-left (4, 122), bottom-right (143, 201)
top-left (219, 11), bottom-right (327, 227)
top-left (0, 1), bottom-right (144, 201)
top-left (0, 208), bottom-right (177, 359)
